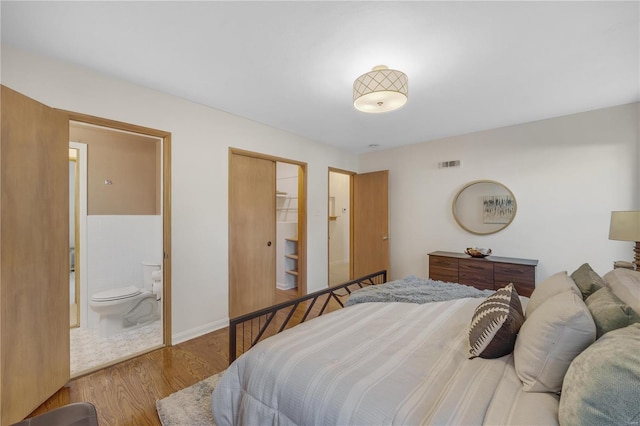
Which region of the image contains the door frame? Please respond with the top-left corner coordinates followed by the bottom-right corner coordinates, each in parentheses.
top-left (69, 143), bottom-right (88, 328)
top-left (229, 148), bottom-right (307, 300)
top-left (62, 110), bottom-right (173, 346)
top-left (328, 168), bottom-right (390, 282)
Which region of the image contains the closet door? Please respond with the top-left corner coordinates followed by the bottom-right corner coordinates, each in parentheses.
top-left (228, 152), bottom-right (276, 318)
top-left (1, 86), bottom-right (70, 424)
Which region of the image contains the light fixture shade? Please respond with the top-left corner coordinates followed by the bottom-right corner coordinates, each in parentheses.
top-left (353, 65), bottom-right (408, 113)
top-left (609, 211), bottom-right (640, 241)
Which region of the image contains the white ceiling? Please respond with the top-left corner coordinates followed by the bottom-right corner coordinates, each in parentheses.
top-left (2, 1), bottom-right (639, 153)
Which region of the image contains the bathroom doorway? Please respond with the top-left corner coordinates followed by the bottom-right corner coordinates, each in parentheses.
top-left (68, 117), bottom-right (171, 377)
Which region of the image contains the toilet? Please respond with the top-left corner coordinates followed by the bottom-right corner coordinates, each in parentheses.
top-left (90, 262), bottom-right (162, 338)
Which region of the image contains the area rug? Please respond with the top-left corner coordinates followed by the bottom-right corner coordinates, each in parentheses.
top-left (156, 371), bottom-right (223, 426)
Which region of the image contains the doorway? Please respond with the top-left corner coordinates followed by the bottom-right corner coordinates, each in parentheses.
top-left (228, 149), bottom-right (307, 318)
top-left (328, 169), bottom-right (353, 285)
top-left (69, 144), bottom-right (87, 329)
top-left (328, 169), bottom-right (391, 283)
top-left (276, 162), bottom-right (300, 293)
top-left (0, 86), bottom-right (172, 422)
top-left (68, 118), bottom-right (171, 377)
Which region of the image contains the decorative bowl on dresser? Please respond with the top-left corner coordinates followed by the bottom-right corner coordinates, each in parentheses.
top-left (464, 247), bottom-right (492, 258)
top-left (428, 251), bottom-right (538, 297)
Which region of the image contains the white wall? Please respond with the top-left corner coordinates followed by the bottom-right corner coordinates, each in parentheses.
top-left (5, 45), bottom-right (637, 342)
top-left (86, 215), bottom-right (163, 329)
top-left (2, 45), bottom-right (358, 343)
top-left (360, 103), bottom-right (639, 282)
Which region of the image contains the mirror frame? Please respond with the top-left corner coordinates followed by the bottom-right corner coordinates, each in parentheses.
top-left (452, 180), bottom-right (517, 235)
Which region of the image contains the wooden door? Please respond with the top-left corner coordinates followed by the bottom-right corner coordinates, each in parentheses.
top-left (229, 153), bottom-right (276, 318)
top-left (352, 170), bottom-right (390, 278)
top-left (1, 85), bottom-right (70, 424)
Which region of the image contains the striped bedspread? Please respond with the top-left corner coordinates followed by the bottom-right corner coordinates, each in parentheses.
top-left (212, 299), bottom-right (559, 425)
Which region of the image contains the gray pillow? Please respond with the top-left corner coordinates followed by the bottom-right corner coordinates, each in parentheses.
top-left (602, 268), bottom-right (640, 314)
top-left (585, 286), bottom-right (640, 338)
top-left (570, 263), bottom-right (605, 300)
top-left (559, 323), bottom-right (640, 426)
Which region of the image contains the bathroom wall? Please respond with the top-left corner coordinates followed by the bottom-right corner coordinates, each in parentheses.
top-left (86, 215), bottom-right (163, 329)
top-left (70, 123), bottom-right (161, 215)
top-left (276, 162), bottom-right (299, 290)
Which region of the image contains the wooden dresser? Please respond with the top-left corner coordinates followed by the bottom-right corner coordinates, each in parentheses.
top-left (428, 251), bottom-right (538, 297)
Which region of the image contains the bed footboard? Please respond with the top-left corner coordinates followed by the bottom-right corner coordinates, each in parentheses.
top-left (228, 270), bottom-right (387, 363)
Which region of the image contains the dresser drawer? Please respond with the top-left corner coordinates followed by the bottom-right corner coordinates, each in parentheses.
top-left (494, 263), bottom-right (535, 284)
top-left (494, 263), bottom-right (535, 297)
top-left (429, 256), bottom-right (458, 283)
top-left (459, 260), bottom-right (493, 290)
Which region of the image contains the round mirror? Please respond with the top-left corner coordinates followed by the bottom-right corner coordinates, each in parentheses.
top-left (453, 180), bottom-right (516, 235)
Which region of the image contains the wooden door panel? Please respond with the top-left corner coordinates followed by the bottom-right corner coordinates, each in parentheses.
top-left (353, 170), bottom-right (390, 278)
top-left (1, 85), bottom-right (70, 424)
top-left (229, 153), bottom-right (276, 318)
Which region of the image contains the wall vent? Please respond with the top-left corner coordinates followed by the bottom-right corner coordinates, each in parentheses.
top-left (438, 160), bottom-right (462, 168)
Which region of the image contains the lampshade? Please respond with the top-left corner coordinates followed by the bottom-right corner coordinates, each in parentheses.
top-left (609, 211), bottom-right (640, 241)
top-left (353, 65), bottom-right (408, 113)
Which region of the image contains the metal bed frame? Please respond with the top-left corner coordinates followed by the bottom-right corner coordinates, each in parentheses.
top-left (228, 270), bottom-right (387, 363)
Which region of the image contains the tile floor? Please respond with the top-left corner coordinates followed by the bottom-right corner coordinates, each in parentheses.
top-left (70, 320), bottom-right (162, 376)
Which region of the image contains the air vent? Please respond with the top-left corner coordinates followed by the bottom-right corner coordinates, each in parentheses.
top-left (438, 160), bottom-right (462, 168)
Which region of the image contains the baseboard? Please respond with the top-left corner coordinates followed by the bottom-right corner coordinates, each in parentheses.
top-left (276, 281), bottom-right (296, 290)
top-left (171, 318), bottom-right (229, 345)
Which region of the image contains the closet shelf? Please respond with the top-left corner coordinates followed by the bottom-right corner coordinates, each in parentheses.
top-left (285, 270), bottom-right (299, 276)
top-left (285, 237), bottom-right (298, 242)
top-left (285, 254), bottom-right (299, 260)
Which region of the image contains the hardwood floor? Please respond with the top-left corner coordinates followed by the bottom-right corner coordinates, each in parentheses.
top-left (28, 327), bottom-right (229, 425)
top-left (28, 287), bottom-right (341, 425)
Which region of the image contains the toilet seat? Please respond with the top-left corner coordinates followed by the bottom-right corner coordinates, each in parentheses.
top-left (91, 285), bottom-right (141, 302)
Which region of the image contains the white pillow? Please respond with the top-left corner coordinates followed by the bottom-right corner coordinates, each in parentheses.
top-left (514, 291), bottom-right (596, 393)
top-left (525, 271), bottom-right (581, 318)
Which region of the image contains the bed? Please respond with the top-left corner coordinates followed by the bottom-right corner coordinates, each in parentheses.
top-left (212, 266), bottom-right (640, 426)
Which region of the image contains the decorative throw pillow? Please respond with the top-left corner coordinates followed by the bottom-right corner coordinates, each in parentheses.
top-left (468, 283), bottom-right (524, 359)
top-left (585, 286), bottom-right (640, 338)
top-left (602, 268), bottom-right (640, 314)
top-left (525, 271), bottom-right (581, 318)
top-left (570, 263), bottom-right (605, 300)
top-left (559, 323), bottom-right (640, 426)
top-left (514, 291), bottom-right (595, 393)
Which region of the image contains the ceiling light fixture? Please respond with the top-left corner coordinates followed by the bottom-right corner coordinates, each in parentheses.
top-left (353, 65), bottom-right (408, 113)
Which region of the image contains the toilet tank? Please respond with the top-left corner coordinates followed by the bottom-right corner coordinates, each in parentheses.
top-left (142, 261), bottom-right (161, 291)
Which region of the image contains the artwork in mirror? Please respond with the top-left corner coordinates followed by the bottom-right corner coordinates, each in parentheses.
top-left (453, 180), bottom-right (517, 235)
